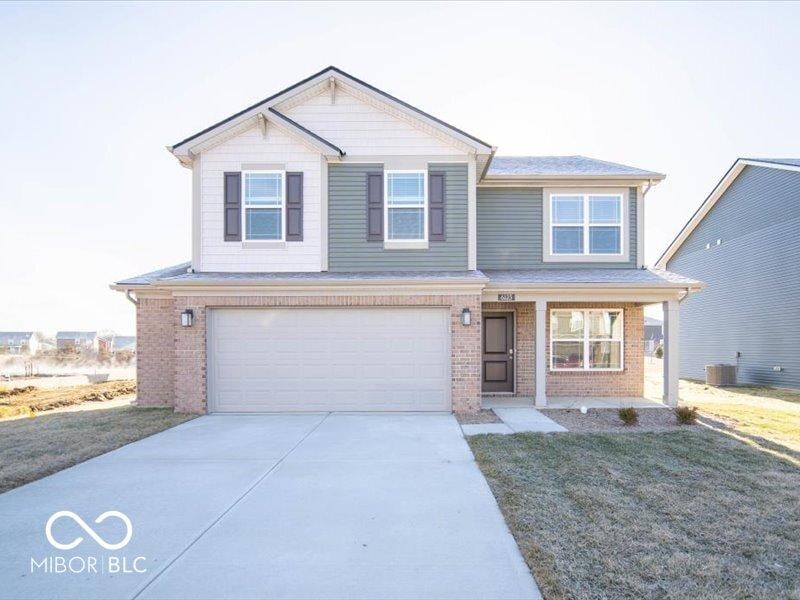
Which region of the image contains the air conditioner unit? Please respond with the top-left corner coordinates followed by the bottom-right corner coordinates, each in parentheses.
top-left (705, 364), bottom-right (737, 386)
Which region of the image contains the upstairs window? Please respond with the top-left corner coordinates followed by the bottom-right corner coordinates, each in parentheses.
top-left (243, 171), bottom-right (284, 241)
top-left (385, 171), bottom-right (427, 241)
top-left (551, 193), bottom-right (623, 256)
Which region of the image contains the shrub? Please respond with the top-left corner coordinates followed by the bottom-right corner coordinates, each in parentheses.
top-left (618, 407), bottom-right (639, 426)
top-left (654, 344), bottom-right (664, 359)
top-left (675, 405), bottom-right (698, 425)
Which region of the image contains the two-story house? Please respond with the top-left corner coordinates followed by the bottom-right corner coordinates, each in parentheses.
top-left (113, 67), bottom-right (702, 414)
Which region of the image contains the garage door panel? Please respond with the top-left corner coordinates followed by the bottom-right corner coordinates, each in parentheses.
top-left (208, 308), bottom-right (451, 412)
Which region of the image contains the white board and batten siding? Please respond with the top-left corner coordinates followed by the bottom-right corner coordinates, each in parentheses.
top-left (207, 308), bottom-right (452, 412)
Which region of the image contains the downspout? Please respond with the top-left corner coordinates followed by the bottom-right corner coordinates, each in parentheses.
top-left (125, 290), bottom-right (138, 306)
top-left (642, 178), bottom-right (654, 198)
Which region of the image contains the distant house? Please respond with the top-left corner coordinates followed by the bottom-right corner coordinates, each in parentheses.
top-left (111, 336), bottom-right (136, 354)
top-left (97, 333), bottom-right (114, 354)
top-left (644, 317), bottom-right (663, 354)
top-left (56, 331), bottom-right (98, 353)
top-left (0, 332), bottom-right (40, 355)
top-left (658, 158), bottom-right (800, 388)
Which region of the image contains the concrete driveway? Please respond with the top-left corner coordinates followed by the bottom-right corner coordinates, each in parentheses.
top-left (0, 413), bottom-right (539, 599)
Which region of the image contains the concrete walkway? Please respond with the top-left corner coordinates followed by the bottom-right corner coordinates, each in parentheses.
top-left (463, 407), bottom-right (567, 435)
top-left (0, 414), bottom-right (540, 600)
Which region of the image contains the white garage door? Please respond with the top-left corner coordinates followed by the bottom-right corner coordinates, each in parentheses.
top-left (207, 308), bottom-right (451, 412)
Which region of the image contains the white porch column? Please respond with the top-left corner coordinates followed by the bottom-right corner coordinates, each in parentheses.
top-left (663, 299), bottom-right (680, 406)
top-left (535, 300), bottom-right (548, 407)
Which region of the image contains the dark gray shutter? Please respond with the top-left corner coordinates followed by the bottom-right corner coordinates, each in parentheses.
top-left (429, 172), bottom-right (446, 241)
top-left (224, 172), bottom-right (242, 241)
top-left (367, 172), bottom-right (383, 241)
top-left (286, 172), bottom-right (303, 241)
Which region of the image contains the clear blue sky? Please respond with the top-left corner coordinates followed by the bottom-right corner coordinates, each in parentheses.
top-left (1, 1), bottom-right (798, 334)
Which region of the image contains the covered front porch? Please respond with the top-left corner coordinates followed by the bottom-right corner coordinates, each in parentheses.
top-left (478, 269), bottom-right (704, 410)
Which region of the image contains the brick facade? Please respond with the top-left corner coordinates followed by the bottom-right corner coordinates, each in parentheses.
top-left (546, 302), bottom-right (644, 397)
top-left (478, 301), bottom-right (644, 399)
top-left (135, 295), bottom-right (175, 406)
top-left (137, 293), bottom-right (483, 415)
top-left (136, 293), bottom-right (644, 414)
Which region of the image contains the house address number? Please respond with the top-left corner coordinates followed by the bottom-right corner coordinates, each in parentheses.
top-left (497, 293), bottom-right (515, 302)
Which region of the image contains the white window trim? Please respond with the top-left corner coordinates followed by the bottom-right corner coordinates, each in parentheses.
top-left (542, 188), bottom-right (628, 263)
top-left (384, 169), bottom-right (428, 247)
top-left (550, 309), bottom-right (624, 372)
top-left (241, 170), bottom-right (286, 243)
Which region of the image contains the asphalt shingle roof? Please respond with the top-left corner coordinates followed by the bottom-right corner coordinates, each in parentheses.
top-left (483, 268), bottom-right (701, 287)
top-left (116, 263), bottom-right (698, 289)
top-left (486, 156), bottom-right (664, 178)
top-left (745, 158), bottom-right (800, 168)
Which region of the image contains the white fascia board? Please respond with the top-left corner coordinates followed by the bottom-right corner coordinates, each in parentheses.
top-left (481, 288), bottom-right (689, 303)
top-left (484, 281), bottom-right (704, 292)
top-left (170, 68), bottom-right (493, 162)
top-left (479, 175), bottom-right (665, 188)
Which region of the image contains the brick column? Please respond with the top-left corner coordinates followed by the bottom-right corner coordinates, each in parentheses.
top-left (174, 297), bottom-right (207, 414)
top-left (135, 295), bottom-right (175, 406)
top-left (451, 295), bottom-right (482, 414)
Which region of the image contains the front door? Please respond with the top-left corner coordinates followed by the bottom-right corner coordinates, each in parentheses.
top-left (482, 312), bottom-right (514, 393)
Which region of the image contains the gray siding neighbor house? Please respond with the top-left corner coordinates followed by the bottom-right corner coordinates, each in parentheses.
top-left (658, 158), bottom-right (800, 389)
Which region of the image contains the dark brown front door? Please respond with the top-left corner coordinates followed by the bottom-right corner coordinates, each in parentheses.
top-left (482, 312), bottom-right (514, 393)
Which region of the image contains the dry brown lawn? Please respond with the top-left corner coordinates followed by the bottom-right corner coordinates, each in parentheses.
top-left (645, 359), bottom-right (800, 456)
top-left (469, 430), bottom-right (800, 599)
top-left (0, 406), bottom-right (195, 493)
top-left (0, 380), bottom-right (136, 418)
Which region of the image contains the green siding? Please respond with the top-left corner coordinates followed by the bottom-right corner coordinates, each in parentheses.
top-left (477, 187), bottom-right (638, 269)
top-left (328, 163), bottom-right (468, 271)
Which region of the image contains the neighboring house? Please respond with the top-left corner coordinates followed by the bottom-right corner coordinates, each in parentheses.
top-left (0, 332), bottom-right (40, 355)
top-left (56, 331), bottom-right (98, 353)
top-left (98, 333), bottom-right (114, 354)
top-left (112, 335), bottom-right (136, 354)
top-left (658, 158), bottom-right (800, 389)
top-left (113, 66), bottom-right (702, 414)
top-left (644, 317), bottom-right (663, 354)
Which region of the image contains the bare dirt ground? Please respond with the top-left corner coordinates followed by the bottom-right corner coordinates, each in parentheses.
top-left (456, 409), bottom-right (503, 424)
top-left (0, 380), bottom-right (137, 419)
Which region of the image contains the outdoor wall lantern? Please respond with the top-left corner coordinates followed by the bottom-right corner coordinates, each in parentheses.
top-left (461, 307), bottom-right (472, 326)
top-left (180, 309), bottom-right (194, 327)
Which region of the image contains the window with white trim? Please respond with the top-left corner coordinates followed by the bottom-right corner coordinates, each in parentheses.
top-left (550, 309), bottom-right (623, 371)
top-left (243, 171), bottom-right (285, 241)
top-left (385, 171), bottom-right (427, 241)
top-left (551, 193), bottom-right (623, 255)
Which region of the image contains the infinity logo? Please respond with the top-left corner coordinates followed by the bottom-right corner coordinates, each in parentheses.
top-left (45, 511), bottom-right (133, 551)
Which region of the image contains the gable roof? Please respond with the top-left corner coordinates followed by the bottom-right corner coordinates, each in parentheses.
top-left (0, 332), bottom-right (36, 344)
top-left (169, 66), bottom-right (493, 162)
top-left (56, 331), bottom-right (97, 341)
top-left (486, 156), bottom-right (665, 180)
top-left (656, 158), bottom-right (800, 268)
